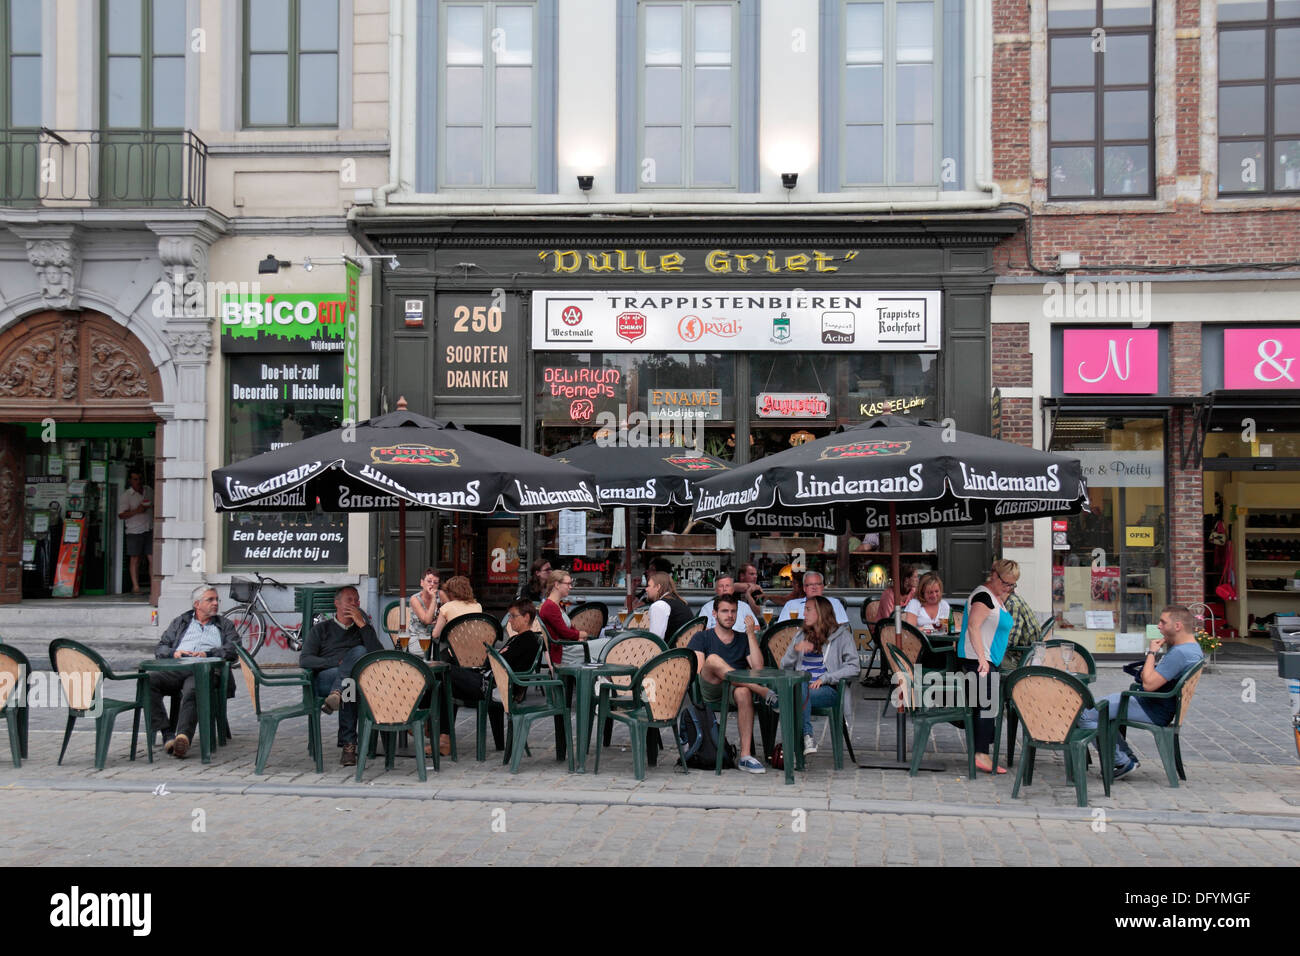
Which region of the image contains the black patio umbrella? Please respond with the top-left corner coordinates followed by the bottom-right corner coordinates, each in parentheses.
top-left (690, 415), bottom-right (1087, 767)
top-left (548, 440), bottom-right (731, 611)
top-left (213, 400), bottom-right (598, 624)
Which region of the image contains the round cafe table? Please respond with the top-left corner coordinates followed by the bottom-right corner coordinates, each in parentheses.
top-left (140, 657), bottom-right (229, 765)
top-left (554, 661), bottom-right (638, 772)
top-left (717, 668), bottom-right (810, 785)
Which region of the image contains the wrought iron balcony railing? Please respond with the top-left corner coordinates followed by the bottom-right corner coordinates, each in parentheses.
top-left (0, 128), bottom-right (207, 208)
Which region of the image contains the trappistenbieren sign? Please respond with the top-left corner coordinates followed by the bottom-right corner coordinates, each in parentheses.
top-left (531, 291), bottom-right (942, 351)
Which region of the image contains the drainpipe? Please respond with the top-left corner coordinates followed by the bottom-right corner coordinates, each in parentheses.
top-left (372, 0), bottom-right (403, 211)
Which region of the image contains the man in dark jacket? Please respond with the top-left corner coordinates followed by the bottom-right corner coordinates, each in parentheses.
top-left (150, 585), bottom-right (238, 759)
top-left (299, 585), bottom-right (382, 766)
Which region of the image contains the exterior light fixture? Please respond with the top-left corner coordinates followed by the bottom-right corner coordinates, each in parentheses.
top-left (1057, 251), bottom-right (1082, 270)
top-left (577, 175), bottom-right (594, 191)
top-left (258, 254), bottom-right (290, 274)
top-left (781, 172), bottom-right (798, 190)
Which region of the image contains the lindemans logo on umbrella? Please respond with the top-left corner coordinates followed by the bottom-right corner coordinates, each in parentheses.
top-left (819, 440), bottom-right (911, 459)
top-left (369, 444), bottom-right (460, 466)
top-left (663, 455), bottom-right (727, 472)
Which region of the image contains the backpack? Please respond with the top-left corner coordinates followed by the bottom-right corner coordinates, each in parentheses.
top-left (677, 701), bottom-right (736, 770)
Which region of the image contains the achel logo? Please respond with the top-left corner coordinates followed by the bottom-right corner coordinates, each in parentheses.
top-left (819, 440), bottom-right (911, 459)
top-left (770, 312), bottom-right (791, 344)
top-left (678, 315), bottom-right (742, 342)
top-left (370, 444), bottom-right (460, 466)
top-left (560, 305), bottom-right (583, 326)
top-left (616, 311), bottom-right (646, 343)
top-left (664, 455), bottom-right (727, 472)
top-left (821, 312), bottom-right (855, 344)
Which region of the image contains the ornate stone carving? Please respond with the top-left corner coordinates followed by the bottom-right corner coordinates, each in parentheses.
top-left (0, 463), bottom-right (14, 531)
top-left (0, 333), bottom-right (56, 398)
top-left (88, 333), bottom-right (150, 398)
top-left (165, 329), bottom-right (213, 359)
top-left (59, 317), bottom-right (79, 400)
top-left (157, 236), bottom-right (209, 291)
top-left (25, 238), bottom-right (81, 311)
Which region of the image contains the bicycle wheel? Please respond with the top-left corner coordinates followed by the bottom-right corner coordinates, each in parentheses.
top-left (227, 606), bottom-right (267, 657)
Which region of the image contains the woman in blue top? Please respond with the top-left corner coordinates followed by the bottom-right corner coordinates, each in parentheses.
top-left (958, 559), bottom-right (1018, 774)
top-left (779, 595), bottom-right (860, 757)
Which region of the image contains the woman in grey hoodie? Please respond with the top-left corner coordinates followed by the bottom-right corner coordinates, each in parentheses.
top-left (779, 595), bottom-right (860, 755)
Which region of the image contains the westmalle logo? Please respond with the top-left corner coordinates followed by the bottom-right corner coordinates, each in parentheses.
top-left (819, 440), bottom-right (911, 460)
top-left (561, 305), bottom-right (583, 326)
top-left (370, 444), bottom-right (460, 466)
top-left (616, 311), bottom-right (646, 343)
top-left (664, 455), bottom-right (727, 472)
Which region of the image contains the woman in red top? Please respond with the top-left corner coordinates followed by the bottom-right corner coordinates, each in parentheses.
top-left (538, 569), bottom-right (591, 665)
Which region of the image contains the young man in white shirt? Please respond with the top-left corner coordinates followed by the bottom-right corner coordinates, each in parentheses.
top-left (117, 470), bottom-right (153, 594)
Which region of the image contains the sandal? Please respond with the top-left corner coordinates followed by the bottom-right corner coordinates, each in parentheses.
top-left (975, 756), bottom-right (1007, 775)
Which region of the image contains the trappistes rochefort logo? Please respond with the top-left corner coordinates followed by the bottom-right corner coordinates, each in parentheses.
top-left (818, 440), bottom-right (911, 460)
top-left (370, 445), bottom-right (460, 466)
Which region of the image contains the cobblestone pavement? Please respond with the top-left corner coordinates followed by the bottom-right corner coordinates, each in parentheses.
top-left (2, 789), bottom-right (1298, 866)
top-left (3, 662), bottom-right (1298, 864)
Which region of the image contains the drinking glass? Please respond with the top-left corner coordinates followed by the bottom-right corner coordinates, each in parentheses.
top-left (418, 637), bottom-right (431, 656)
top-left (617, 609), bottom-right (629, 628)
top-left (1058, 643), bottom-right (1076, 669)
top-left (763, 607), bottom-right (774, 626)
top-left (397, 630), bottom-right (410, 651)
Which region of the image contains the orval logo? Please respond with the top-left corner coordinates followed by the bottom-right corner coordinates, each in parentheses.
top-left (769, 311), bottom-right (791, 344)
top-left (819, 440), bottom-right (911, 460)
top-left (370, 444), bottom-right (460, 466)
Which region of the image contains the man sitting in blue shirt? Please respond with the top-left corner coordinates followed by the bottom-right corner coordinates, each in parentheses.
top-left (1077, 604), bottom-right (1204, 780)
top-left (150, 585), bottom-right (238, 759)
top-left (687, 594), bottom-right (769, 774)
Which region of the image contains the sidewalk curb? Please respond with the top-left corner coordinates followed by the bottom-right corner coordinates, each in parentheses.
top-left (6, 777), bottom-right (1300, 832)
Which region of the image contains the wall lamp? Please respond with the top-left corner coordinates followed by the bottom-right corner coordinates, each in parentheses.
top-left (577, 175), bottom-right (594, 191)
top-left (781, 172), bottom-right (798, 190)
top-left (258, 254), bottom-right (291, 274)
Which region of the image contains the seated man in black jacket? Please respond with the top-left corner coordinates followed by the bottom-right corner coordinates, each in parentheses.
top-left (150, 585), bottom-right (239, 759)
top-left (299, 585), bottom-right (382, 766)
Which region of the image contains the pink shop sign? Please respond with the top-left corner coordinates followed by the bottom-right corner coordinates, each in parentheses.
top-left (1062, 329), bottom-right (1159, 394)
top-left (1224, 328), bottom-right (1300, 390)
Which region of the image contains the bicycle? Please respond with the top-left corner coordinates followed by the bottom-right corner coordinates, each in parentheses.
top-left (225, 573), bottom-right (320, 658)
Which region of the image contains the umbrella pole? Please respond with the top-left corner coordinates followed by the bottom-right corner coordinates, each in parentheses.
top-left (399, 501), bottom-right (408, 632)
top-left (625, 506), bottom-right (634, 613)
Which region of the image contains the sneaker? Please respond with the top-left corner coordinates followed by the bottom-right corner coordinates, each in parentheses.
top-left (1112, 755), bottom-right (1139, 780)
top-left (341, 742), bottom-right (358, 767)
top-left (737, 755), bottom-right (766, 774)
top-left (322, 691), bottom-right (341, 714)
top-left (764, 691), bottom-right (778, 708)
top-left (803, 734), bottom-right (817, 756)
top-left (172, 734), bottom-right (189, 759)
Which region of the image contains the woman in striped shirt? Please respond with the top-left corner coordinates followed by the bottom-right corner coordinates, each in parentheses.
top-left (778, 595), bottom-right (861, 756)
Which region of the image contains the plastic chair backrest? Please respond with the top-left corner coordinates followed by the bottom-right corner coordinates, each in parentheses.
top-left (569, 602), bottom-right (608, 636)
top-left (355, 652), bottom-right (431, 725)
top-left (1007, 668), bottom-right (1091, 744)
top-left (882, 642), bottom-right (915, 710)
top-left (878, 622), bottom-right (922, 664)
top-left (1175, 660), bottom-right (1205, 725)
top-left (763, 619), bottom-right (801, 667)
top-left (671, 616), bottom-right (707, 649)
top-left (0, 644), bottom-right (28, 711)
top-left (636, 650), bottom-right (695, 722)
top-left (487, 646), bottom-right (514, 715)
top-left (51, 642), bottom-right (105, 711)
top-left (1042, 640), bottom-right (1094, 679)
top-left (384, 601), bottom-right (406, 635)
top-left (861, 600), bottom-right (880, 626)
top-left (601, 632), bottom-right (666, 686)
top-left (445, 613), bottom-right (501, 667)
top-left (234, 644), bottom-right (262, 713)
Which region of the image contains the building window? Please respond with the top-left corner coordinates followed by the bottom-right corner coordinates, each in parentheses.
top-left (638, 1), bottom-right (739, 188)
top-left (840, 0), bottom-right (940, 187)
top-left (104, 0), bottom-right (185, 129)
top-left (1217, 0), bottom-right (1300, 194)
top-left (244, 0), bottom-right (338, 128)
top-left (1046, 0), bottom-right (1154, 200)
top-left (439, 1), bottom-right (536, 188)
top-left (0, 0), bottom-right (41, 202)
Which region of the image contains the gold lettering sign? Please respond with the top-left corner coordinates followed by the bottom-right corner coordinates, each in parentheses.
top-left (537, 248), bottom-right (858, 276)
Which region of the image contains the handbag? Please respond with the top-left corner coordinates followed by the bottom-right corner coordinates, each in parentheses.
top-left (1215, 544), bottom-right (1238, 601)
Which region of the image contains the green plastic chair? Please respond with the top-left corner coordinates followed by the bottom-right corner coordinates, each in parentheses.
top-left (1114, 659), bottom-right (1205, 788)
top-left (0, 644), bottom-right (30, 767)
top-left (354, 650), bottom-right (440, 782)
top-left (49, 638), bottom-right (152, 770)
top-left (1043, 639), bottom-right (1096, 683)
top-left (756, 619), bottom-right (800, 760)
top-left (597, 630), bottom-right (668, 748)
top-left (539, 613), bottom-right (590, 665)
top-left (670, 615), bottom-right (708, 649)
top-left (568, 602), bottom-right (609, 638)
top-left (1004, 666), bottom-right (1112, 808)
top-left (486, 645), bottom-right (574, 773)
top-left (883, 643), bottom-right (976, 777)
top-left (594, 648), bottom-right (696, 780)
top-left (444, 612), bottom-right (505, 761)
top-left (235, 644), bottom-right (323, 774)
top-left (993, 640), bottom-right (1096, 769)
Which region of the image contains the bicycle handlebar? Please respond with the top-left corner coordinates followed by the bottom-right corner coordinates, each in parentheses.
top-left (253, 572), bottom-right (288, 589)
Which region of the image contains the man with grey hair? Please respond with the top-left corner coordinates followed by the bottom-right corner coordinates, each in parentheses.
top-left (149, 585), bottom-right (239, 758)
top-left (299, 585), bottom-right (381, 767)
top-left (778, 571), bottom-right (850, 625)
